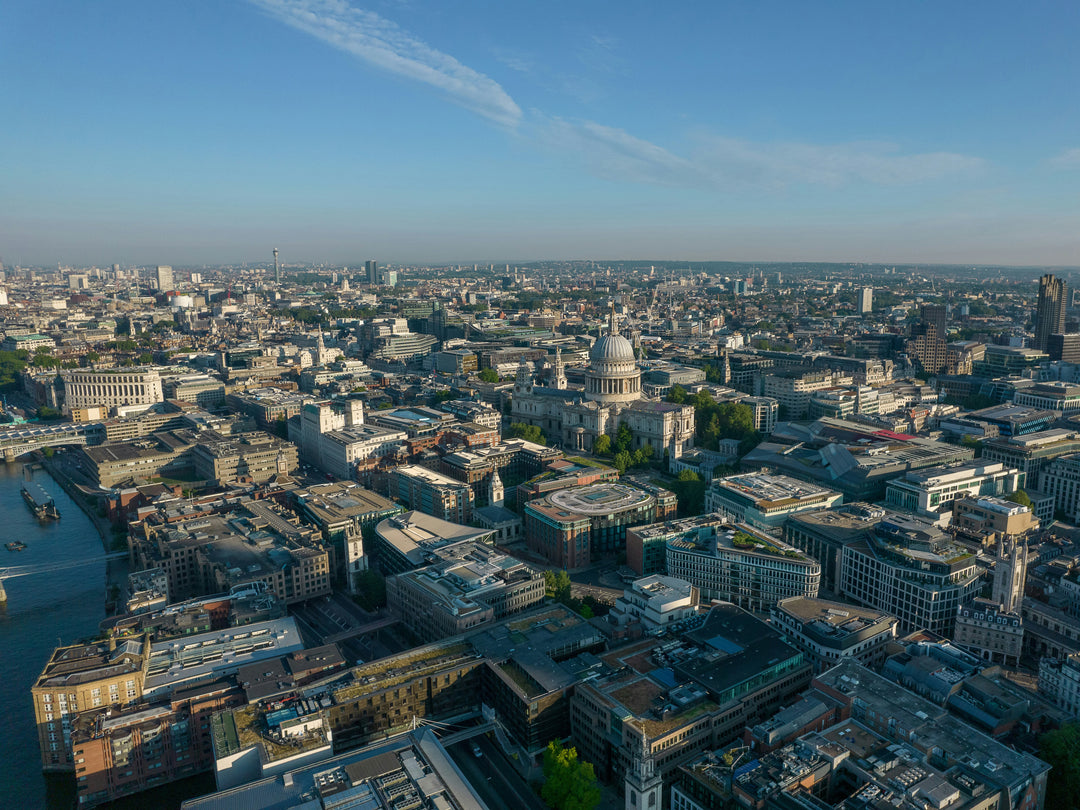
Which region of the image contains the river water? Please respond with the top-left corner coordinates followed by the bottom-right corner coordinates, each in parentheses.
top-left (0, 462), bottom-right (106, 809)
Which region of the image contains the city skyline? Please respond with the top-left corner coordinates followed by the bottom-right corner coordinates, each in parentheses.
top-left (2, 1), bottom-right (1079, 265)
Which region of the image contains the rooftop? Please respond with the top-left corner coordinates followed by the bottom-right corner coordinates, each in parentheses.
top-left (546, 482), bottom-right (654, 515)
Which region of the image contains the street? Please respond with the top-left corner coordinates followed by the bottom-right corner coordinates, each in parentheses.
top-left (446, 732), bottom-right (547, 810)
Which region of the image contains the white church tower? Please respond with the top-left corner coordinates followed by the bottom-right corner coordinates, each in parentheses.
top-left (489, 469), bottom-right (504, 508)
top-left (625, 727), bottom-right (662, 810)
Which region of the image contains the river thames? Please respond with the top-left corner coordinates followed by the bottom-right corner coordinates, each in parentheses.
top-left (0, 462), bottom-right (106, 808)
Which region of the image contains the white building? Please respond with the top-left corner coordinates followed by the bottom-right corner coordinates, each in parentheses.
top-left (1039, 653), bottom-right (1080, 718)
top-left (858, 287), bottom-right (873, 315)
top-left (666, 523), bottom-right (820, 613)
top-left (155, 265), bottom-right (174, 292)
top-left (62, 368), bottom-right (164, 415)
top-left (609, 575), bottom-right (698, 632)
top-left (318, 425), bottom-right (407, 480)
top-left (884, 461), bottom-right (1025, 522)
top-left (705, 472), bottom-right (843, 532)
top-left (1038, 453), bottom-right (1080, 521)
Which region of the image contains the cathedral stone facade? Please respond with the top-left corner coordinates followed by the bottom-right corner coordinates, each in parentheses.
top-left (511, 314), bottom-right (695, 459)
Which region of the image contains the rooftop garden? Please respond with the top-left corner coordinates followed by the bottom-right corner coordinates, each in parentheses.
top-left (730, 530), bottom-right (802, 558)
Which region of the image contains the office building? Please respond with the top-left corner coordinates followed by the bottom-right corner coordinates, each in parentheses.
top-left (857, 286), bottom-right (873, 315)
top-left (785, 505), bottom-right (983, 634)
top-left (608, 575), bottom-right (699, 633)
top-left (883, 461), bottom-right (1025, 521)
top-left (62, 368), bottom-right (164, 415)
top-left (386, 542), bottom-right (545, 641)
top-left (365, 259), bottom-right (377, 285)
top-left (155, 265), bottom-right (174, 293)
top-left (370, 510), bottom-right (494, 576)
top-left (1038, 652), bottom-right (1080, 717)
top-left (1035, 273), bottom-right (1066, 352)
top-left (291, 482), bottom-right (403, 589)
top-left (1012, 381), bottom-right (1080, 416)
top-left (705, 472), bottom-right (842, 532)
top-left (1038, 453), bottom-right (1080, 521)
top-left (954, 597), bottom-right (1024, 667)
top-left (921, 304), bottom-right (947, 339)
top-left (187, 728), bottom-right (490, 810)
top-left (980, 428), bottom-right (1080, 481)
top-left (524, 481), bottom-right (677, 568)
top-left (838, 514), bottom-right (983, 635)
top-left (132, 502), bottom-right (332, 606)
top-left (33, 637), bottom-right (152, 771)
top-left (570, 603), bottom-right (811, 784)
top-left (626, 513), bottom-right (728, 577)
top-left (665, 522), bottom-right (820, 612)
top-left (391, 465), bottom-right (475, 524)
top-left (770, 596), bottom-right (897, 674)
top-left (951, 495), bottom-right (1038, 545)
top-left (760, 367), bottom-right (851, 420)
top-left (811, 660), bottom-right (1050, 809)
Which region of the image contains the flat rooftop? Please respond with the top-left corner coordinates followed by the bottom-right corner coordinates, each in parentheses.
top-left (547, 482), bottom-right (653, 515)
top-left (713, 472), bottom-right (837, 507)
top-left (183, 727), bottom-right (488, 810)
top-left (144, 617), bottom-right (304, 698)
top-left (376, 511), bottom-right (494, 563)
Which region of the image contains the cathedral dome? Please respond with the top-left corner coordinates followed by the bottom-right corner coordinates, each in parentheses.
top-left (590, 332), bottom-right (636, 364)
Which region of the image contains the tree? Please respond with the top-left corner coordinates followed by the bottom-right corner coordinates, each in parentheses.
top-left (509, 422), bottom-right (547, 445)
top-left (353, 569), bottom-right (387, 611)
top-left (544, 569), bottom-right (572, 602)
top-left (666, 384), bottom-right (687, 404)
top-left (541, 741), bottom-right (601, 810)
top-left (1006, 490), bottom-right (1033, 509)
top-left (614, 450), bottom-right (633, 474)
top-left (670, 469), bottom-right (706, 516)
top-left (614, 422), bottom-right (634, 454)
top-left (1039, 723), bottom-right (1080, 808)
top-left (478, 367), bottom-right (500, 383)
top-left (592, 434), bottom-right (612, 456)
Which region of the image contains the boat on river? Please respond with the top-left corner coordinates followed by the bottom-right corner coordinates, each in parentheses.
top-left (5, 541), bottom-right (26, 551)
top-left (21, 481), bottom-right (60, 520)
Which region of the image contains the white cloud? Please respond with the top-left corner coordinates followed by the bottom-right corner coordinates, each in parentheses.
top-left (1050, 148), bottom-right (1080, 168)
top-left (249, 0), bottom-right (522, 127)
top-left (535, 116), bottom-right (983, 190)
top-left (251, 1), bottom-right (981, 192)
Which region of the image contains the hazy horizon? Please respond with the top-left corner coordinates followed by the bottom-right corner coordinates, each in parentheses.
top-left (2, 1), bottom-right (1078, 266)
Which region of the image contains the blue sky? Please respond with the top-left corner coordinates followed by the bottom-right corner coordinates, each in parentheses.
top-left (1, 0), bottom-right (1078, 266)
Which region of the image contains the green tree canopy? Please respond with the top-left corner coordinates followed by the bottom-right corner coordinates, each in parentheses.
top-left (614, 450), bottom-right (633, 474)
top-left (509, 422), bottom-right (546, 445)
top-left (614, 422), bottom-right (634, 454)
top-left (541, 741), bottom-right (601, 810)
top-left (544, 570), bottom-right (572, 602)
top-left (1006, 490), bottom-right (1033, 509)
top-left (666, 384), bottom-right (687, 404)
top-left (593, 434), bottom-right (612, 456)
top-left (1039, 723), bottom-right (1080, 808)
top-left (477, 368), bottom-right (500, 383)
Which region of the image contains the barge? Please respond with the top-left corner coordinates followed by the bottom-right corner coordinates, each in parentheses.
top-left (21, 481), bottom-right (60, 520)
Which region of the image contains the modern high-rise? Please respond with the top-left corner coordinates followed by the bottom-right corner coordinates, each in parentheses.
top-left (1035, 273), bottom-right (1066, 352)
top-left (365, 259), bottom-right (378, 285)
top-left (921, 304), bottom-right (947, 339)
top-left (155, 264), bottom-right (174, 292)
top-left (857, 287), bottom-right (873, 315)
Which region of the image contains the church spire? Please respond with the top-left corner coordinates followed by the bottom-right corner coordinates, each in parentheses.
top-left (610, 302), bottom-right (617, 336)
top-left (625, 725), bottom-right (661, 810)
